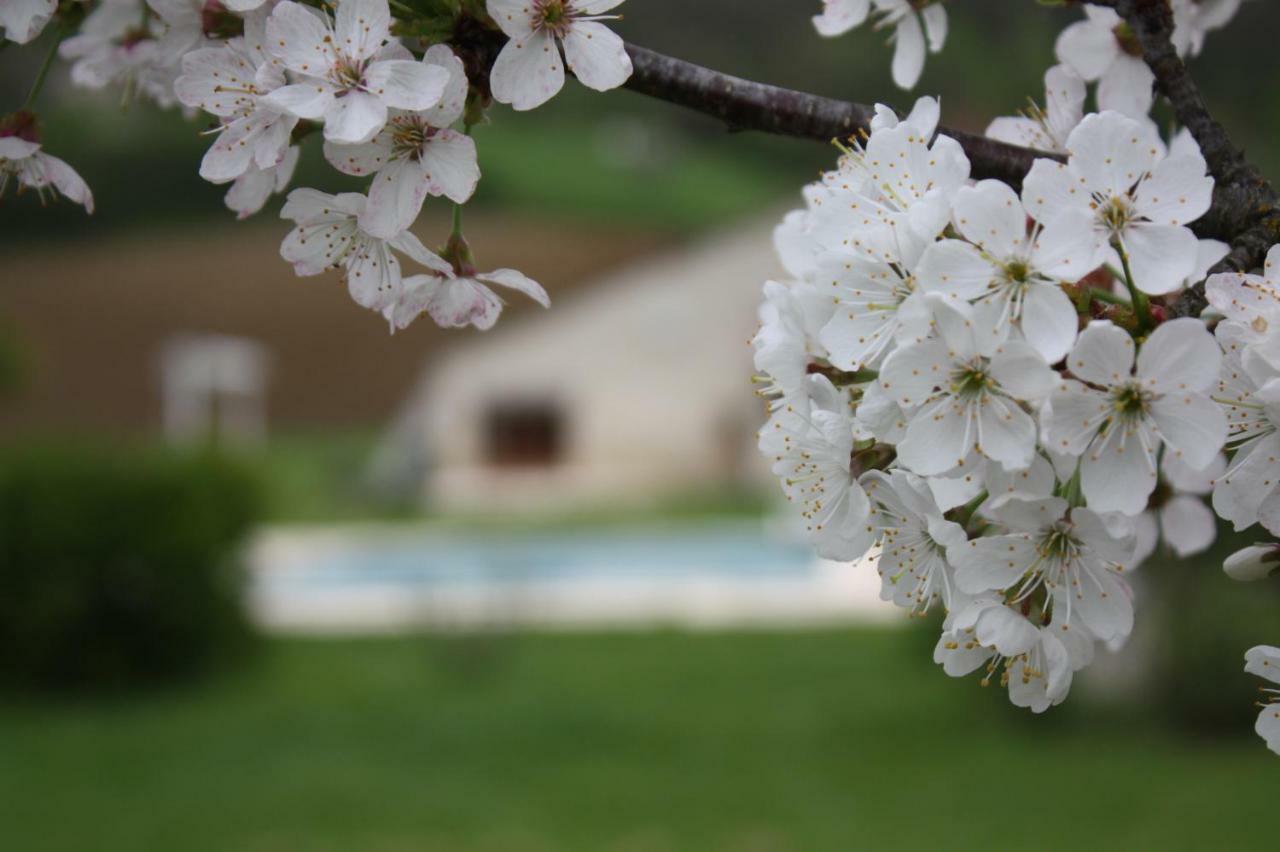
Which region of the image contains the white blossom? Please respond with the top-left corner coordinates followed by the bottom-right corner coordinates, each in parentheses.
top-left (1132, 452), bottom-right (1223, 565)
top-left (1244, 645), bottom-right (1280, 755)
top-left (175, 11), bottom-right (298, 184)
top-left (1023, 111), bottom-right (1214, 296)
top-left (1209, 323), bottom-right (1280, 534)
top-left (879, 296), bottom-right (1056, 476)
top-left (916, 178), bottom-right (1104, 363)
top-left (1055, 6), bottom-right (1155, 119)
top-left (224, 145), bottom-right (299, 218)
top-left (757, 374), bottom-right (874, 561)
top-left (262, 0), bottom-right (450, 144)
top-left (278, 188), bottom-right (452, 311)
top-left (386, 266), bottom-right (550, 332)
top-left (1206, 244), bottom-right (1280, 371)
top-left (811, 0), bottom-right (869, 37)
top-left (950, 496), bottom-right (1136, 643)
top-left (863, 469), bottom-right (968, 615)
top-left (0, 136), bottom-right (94, 212)
top-left (324, 44), bottom-right (478, 239)
top-left (1, 0), bottom-right (55, 44)
top-left (1044, 319), bottom-right (1226, 516)
top-left (1223, 544), bottom-right (1280, 583)
top-left (1172, 0), bottom-right (1242, 59)
top-left (871, 0), bottom-right (947, 90)
top-left (487, 0), bottom-right (632, 112)
top-left (986, 64), bottom-right (1085, 155)
top-left (59, 0), bottom-right (177, 107)
top-left (933, 596), bottom-right (1081, 713)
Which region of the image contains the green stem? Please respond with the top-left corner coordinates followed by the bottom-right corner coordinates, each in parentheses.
top-left (1116, 246), bottom-right (1153, 332)
top-left (22, 28), bottom-right (64, 110)
top-left (1087, 287), bottom-right (1130, 307)
top-left (388, 0), bottom-right (416, 16)
top-left (450, 202), bottom-right (463, 241)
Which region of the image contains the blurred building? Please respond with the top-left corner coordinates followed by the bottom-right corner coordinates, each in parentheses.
top-left (372, 219), bottom-right (780, 512)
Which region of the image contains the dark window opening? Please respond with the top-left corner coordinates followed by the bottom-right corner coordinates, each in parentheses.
top-left (484, 401), bottom-right (564, 468)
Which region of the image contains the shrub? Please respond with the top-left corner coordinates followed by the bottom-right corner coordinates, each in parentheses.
top-left (0, 446), bottom-right (262, 692)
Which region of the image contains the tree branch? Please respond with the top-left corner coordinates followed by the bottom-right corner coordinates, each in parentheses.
top-left (1097, 0), bottom-right (1279, 316)
top-left (620, 44), bottom-right (1050, 190)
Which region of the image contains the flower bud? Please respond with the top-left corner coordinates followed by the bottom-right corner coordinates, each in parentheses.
top-left (1223, 544), bottom-right (1280, 582)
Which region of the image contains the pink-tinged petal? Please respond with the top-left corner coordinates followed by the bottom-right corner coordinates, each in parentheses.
top-left (265, 1), bottom-right (332, 76)
top-left (429, 278), bottom-right (505, 330)
top-left (384, 273), bottom-right (445, 332)
top-left (1134, 154), bottom-right (1214, 226)
top-left (323, 90), bottom-right (388, 144)
top-left (224, 167), bottom-right (275, 219)
top-left (420, 44), bottom-right (469, 128)
top-left (175, 46), bottom-right (258, 116)
top-left (0, 137), bottom-right (39, 158)
top-left (952, 180), bottom-right (1026, 258)
top-left (334, 0), bottom-right (391, 61)
top-left (1136, 317), bottom-right (1220, 393)
top-left (562, 20), bottom-right (631, 92)
top-left (489, 28), bottom-right (564, 111)
top-left (363, 59), bottom-right (449, 112)
top-left (323, 134), bottom-right (392, 176)
top-left (280, 220), bottom-right (357, 275)
top-left (37, 152), bottom-right (94, 213)
top-left (476, 268), bottom-right (550, 308)
top-left (486, 0), bottom-right (535, 38)
top-left (418, 129), bottom-right (480, 204)
top-left (1120, 222), bottom-right (1199, 296)
top-left (262, 82), bottom-right (335, 119)
top-left (1067, 320), bottom-right (1135, 387)
top-left (388, 231), bottom-right (453, 275)
top-left (345, 239), bottom-right (402, 309)
top-left (0, 0), bottom-right (55, 44)
top-left (200, 119), bottom-right (258, 183)
top-left (360, 157), bottom-right (429, 239)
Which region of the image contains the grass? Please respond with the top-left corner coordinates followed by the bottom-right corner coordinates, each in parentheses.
top-left (1, 630), bottom-right (1273, 851)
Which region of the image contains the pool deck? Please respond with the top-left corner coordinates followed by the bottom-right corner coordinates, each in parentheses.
top-left (246, 522), bottom-right (903, 634)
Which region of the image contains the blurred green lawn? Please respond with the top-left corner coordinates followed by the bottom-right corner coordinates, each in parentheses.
top-left (2, 630), bottom-right (1272, 851)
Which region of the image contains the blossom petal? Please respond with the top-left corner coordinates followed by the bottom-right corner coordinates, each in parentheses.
top-left (1136, 316), bottom-right (1220, 393)
top-left (323, 90), bottom-right (388, 144)
top-left (1067, 320), bottom-right (1134, 387)
top-left (489, 28), bottom-right (564, 111)
top-left (363, 59), bottom-right (449, 112)
top-left (562, 20), bottom-right (632, 92)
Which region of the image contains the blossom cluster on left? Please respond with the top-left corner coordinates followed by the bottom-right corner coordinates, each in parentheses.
top-left (1, 0), bottom-right (634, 332)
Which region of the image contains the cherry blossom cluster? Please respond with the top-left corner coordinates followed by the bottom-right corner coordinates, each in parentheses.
top-left (2, 0), bottom-right (634, 331)
top-left (751, 91), bottom-right (1268, 717)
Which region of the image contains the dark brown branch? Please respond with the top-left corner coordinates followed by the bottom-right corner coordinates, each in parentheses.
top-left (620, 44), bottom-right (1050, 190)
top-left (1098, 0), bottom-right (1279, 316)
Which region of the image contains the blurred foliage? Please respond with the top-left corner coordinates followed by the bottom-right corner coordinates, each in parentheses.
top-left (1150, 526), bottom-right (1280, 733)
top-left (0, 446), bottom-right (262, 692)
top-left (0, 319), bottom-right (26, 397)
top-left (0, 631), bottom-right (1274, 850)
